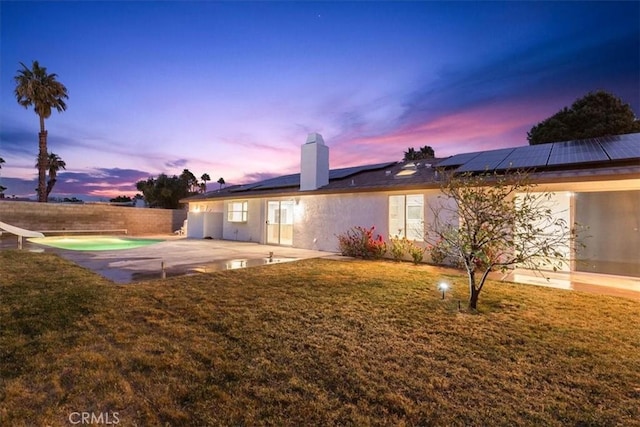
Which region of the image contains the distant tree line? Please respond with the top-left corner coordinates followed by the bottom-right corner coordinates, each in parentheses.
top-left (403, 145), bottom-right (435, 161)
top-left (136, 169), bottom-right (225, 209)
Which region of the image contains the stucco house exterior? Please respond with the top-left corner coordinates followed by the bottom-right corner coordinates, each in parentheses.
top-left (183, 132), bottom-right (640, 289)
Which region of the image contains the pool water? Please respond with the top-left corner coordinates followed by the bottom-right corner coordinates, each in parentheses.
top-left (27, 236), bottom-right (164, 251)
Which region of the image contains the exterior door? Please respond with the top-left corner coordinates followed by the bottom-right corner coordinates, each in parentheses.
top-left (266, 200), bottom-right (294, 245)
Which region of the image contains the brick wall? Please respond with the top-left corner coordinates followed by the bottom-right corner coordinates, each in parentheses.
top-left (0, 201), bottom-right (187, 236)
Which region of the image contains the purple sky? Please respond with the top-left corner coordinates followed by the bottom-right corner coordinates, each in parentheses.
top-left (1, 1), bottom-right (638, 201)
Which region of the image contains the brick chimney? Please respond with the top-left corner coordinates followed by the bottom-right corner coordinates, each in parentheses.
top-left (300, 132), bottom-right (329, 191)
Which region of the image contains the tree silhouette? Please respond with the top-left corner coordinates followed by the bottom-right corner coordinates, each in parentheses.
top-left (200, 173), bottom-right (211, 193)
top-left (403, 145), bottom-right (435, 161)
top-left (45, 152), bottom-right (66, 200)
top-left (528, 91), bottom-right (640, 145)
top-left (0, 156), bottom-right (5, 195)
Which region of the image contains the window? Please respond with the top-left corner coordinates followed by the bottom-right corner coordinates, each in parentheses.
top-left (227, 201), bottom-right (248, 222)
top-left (389, 194), bottom-right (424, 240)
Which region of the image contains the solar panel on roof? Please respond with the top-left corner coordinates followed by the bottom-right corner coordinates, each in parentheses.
top-left (437, 152), bottom-right (481, 167)
top-left (229, 174), bottom-right (300, 192)
top-left (329, 162), bottom-right (395, 179)
top-left (599, 133), bottom-right (640, 160)
top-left (456, 148), bottom-right (515, 172)
top-left (441, 133), bottom-right (639, 174)
top-left (547, 139), bottom-right (608, 165)
top-left (227, 162), bottom-right (396, 192)
top-left (229, 183), bottom-right (262, 192)
top-left (252, 174), bottom-right (300, 190)
top-left (496, 144), bottom-right (552, 170)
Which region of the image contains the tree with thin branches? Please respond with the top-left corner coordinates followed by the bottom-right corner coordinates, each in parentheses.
top-left (180, 169), bottom-right (199, 194)
top-left (14, 61), bottom-right (68, 202)
top-left (427, 170), bottom-right (581, 310)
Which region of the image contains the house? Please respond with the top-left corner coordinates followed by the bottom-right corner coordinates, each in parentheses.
top-left (183, 132), bottom-right (640, 287)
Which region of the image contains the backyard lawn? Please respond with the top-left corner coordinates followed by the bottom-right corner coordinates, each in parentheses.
top-left (1, 250), bottom-right (639, 426)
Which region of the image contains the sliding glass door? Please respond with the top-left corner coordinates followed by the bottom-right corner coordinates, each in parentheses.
top-left (266, 200), bottom-right (294, 245)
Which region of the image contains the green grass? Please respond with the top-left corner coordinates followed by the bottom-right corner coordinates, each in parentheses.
top-left (1, 250), bottom-right (639, 426)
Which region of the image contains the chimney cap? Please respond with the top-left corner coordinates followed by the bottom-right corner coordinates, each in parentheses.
top-left (305, 132), bottom-right (325, 145)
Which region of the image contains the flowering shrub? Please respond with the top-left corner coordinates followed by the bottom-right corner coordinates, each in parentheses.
top-left (391, 236), bottom-right (426, 264)
top-left (406, 241), bottom-right (427, 264)
top-left (337, 226), bottom-right (387, 259)
top-left (388, 236), bottom-right (409, 261)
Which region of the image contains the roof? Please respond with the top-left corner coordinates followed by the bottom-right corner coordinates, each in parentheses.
top-left (225, 162), bottom-right (397, 193)
top-left (185, 161), bottom-right (405, 201)
top-left (183, 133), bottom-right (640, 202)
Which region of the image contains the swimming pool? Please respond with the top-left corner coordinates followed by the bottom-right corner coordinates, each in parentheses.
top-left (27, 236), bottom-right (164, 251)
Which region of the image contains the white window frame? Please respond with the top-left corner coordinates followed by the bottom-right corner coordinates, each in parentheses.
top-left (389, 194), bottom-right (424, 240)
top-left (227, 200), bottom-right (248, 223)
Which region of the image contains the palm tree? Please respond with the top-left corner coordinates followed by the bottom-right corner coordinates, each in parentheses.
top-left (14, 61), bottom-right (68, 202)
top-left (0, 157), bottom-right (5, 196)
top-left (403, 147), bottom-right (418, 161)
top-left (200, 173), bottom-right (211, 193)
top-left (217, 177), bottom-right (225, 191)
top-left (45, 152), bottom-right (66, 200)
top-left (419, 145), bottom-right (435, 158)
top-left (403, 146), bottom-right (435, 162)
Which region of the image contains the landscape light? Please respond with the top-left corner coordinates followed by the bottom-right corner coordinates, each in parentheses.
top-left (438, 282), bottom-right (449, 299)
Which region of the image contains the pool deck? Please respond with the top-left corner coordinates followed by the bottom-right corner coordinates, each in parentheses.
top-left (36, 236), bottom-right (335, 283)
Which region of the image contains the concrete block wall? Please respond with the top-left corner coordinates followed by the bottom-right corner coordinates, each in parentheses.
top-left (0, 201), bottom-right (187, 236)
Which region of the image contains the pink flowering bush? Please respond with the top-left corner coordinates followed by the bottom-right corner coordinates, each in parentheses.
top-left (337, 226), bottom-right (387, 259)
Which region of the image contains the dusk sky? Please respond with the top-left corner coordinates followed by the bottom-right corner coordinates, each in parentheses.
top-left (1, 1), bottom-right (638, 201)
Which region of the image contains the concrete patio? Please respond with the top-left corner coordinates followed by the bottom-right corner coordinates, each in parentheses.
top-left (25, 236), bottom-right (334, 283)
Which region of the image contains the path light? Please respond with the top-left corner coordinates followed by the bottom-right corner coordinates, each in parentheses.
top-left (438, 282), bottom-right (449, 299)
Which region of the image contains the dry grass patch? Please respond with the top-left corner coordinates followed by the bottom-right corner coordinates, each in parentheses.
top-left (1, 250), bottom-right (639, 426)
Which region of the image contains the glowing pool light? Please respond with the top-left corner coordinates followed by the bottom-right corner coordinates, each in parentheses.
top-left (27, 236), bottom-right (163, 251)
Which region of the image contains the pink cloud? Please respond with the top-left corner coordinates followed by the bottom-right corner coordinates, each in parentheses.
top-left (330, 97), bottom-right (561, 165)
